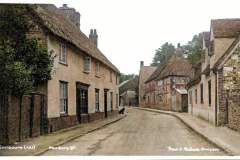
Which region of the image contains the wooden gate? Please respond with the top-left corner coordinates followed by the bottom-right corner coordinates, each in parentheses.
top-left (28, 93), bottom-right (47, 138)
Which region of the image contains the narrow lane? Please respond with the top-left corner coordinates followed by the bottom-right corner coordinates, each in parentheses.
top-left (43, 108), bottom-right (225, 156)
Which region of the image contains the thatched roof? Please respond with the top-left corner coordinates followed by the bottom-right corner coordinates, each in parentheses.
top-left (29, 4), bottom-right (119, 73)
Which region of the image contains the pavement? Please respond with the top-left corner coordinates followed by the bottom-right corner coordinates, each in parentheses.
top-left (0, 114), bottom-right (126, 156)
top-left (135, 107), bottom-right (240, 156)
top-left (42, 108), bottom-right (225, 156)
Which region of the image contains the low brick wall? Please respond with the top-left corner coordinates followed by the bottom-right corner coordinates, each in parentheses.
top-left (47, 115), bottom-right (78, 133)
top-left (89, 112), bottom-right (105, 122)
top-left (47, 110), bottom-right (119, 133)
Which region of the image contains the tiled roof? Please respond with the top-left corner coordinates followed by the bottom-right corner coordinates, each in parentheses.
top-left (146, 55), bottom-right (192, 83)
top-left (140, 66), bottom-right (157, 83)
top-left (29, 4), bottom-right (120, 73)
top-left (145, 64), bottom-right (165, 83)
top-left (186, 62), bottom-right (202, 88)
top-left (211, 19), bottom-right (240, 38)
top-left (157, 55), bottom-right (192, 80)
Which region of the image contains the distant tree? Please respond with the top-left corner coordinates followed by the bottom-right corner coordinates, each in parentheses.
top-left (119, 73), bottom-right (137, 83)
top-left (0, 5), bottom-right (54, 141)
top-left (151, 42), bottom-right (175, 66)
top-left (183, 34), bottom-right (204, 64)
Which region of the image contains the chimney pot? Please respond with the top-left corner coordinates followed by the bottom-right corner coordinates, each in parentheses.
top-left (59, 4), bottom-right (80, 29)
top-left (177, 43), bottom-right (181, 48)
top-left (89, 29), bottom-right (98, 47)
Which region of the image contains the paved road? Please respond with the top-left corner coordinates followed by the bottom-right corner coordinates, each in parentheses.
top-left (43, 108), bottom-right (225, 156)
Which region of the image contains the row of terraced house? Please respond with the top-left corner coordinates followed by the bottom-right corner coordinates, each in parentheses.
top-left (0, 4), bottom-right (120, 145)
top-left (139, 19), bottom-right (240, 133)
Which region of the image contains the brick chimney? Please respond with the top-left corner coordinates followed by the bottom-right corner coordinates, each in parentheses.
top-left (59, 4), bottom-right (81, 29)
top-left (140, 61), bottom-right (144, 68)
top-left (89, 29), bottom-right (98, 47)
top-left (175, 43), bottom-right (184, 57)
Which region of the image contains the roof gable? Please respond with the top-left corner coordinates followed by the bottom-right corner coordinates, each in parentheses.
top-left (211, 19), bottom-right (240, 38)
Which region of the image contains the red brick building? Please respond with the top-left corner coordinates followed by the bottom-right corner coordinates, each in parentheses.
top-left (144, 46), bottom-right (192, 112)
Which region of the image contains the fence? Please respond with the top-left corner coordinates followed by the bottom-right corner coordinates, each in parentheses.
top-left (0, 93), bottom-right (47, 145)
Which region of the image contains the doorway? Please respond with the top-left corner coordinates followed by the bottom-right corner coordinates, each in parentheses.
top-left (76, 82), bottom-right (89, 123)
top-left (104, 89), bottom-right (109, 118)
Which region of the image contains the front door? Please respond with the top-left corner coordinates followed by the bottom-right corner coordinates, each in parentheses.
top-left (76, 83), bottom-right (89, 123)
top-left (104, 89), bottom-right (108, 118)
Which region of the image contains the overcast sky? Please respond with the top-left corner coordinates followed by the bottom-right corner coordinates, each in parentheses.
top-left (3, 0), bottom-right (240, 74)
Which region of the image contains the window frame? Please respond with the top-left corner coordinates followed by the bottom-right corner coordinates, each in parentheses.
top-left (84, 56), bottom-right (91, 72)
top-left (95, 61), bottom-right (100, 75)
top-left (95, 89), bottom-right (100, 112)
top-left (208, 80), bottom-right (211, 106)
top-left (59, 81), bottom-right (68, 115)
top-left (195, 89), bottom-right (198, 104)
top-left (110, 92), bottom-right (113, 111)
top-left (116, 74), bottom-right (118, 85)
top-left (59, 42), bottom-right (67, 64)
top-left (189, 91), bottom-right (193, 105)
top-left (200, 83), bottom-right (204, 104)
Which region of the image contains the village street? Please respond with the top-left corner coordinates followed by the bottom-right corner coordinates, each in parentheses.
top-left (42, 108), bottom-right (225, 156)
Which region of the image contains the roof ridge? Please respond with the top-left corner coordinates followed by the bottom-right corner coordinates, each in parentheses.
top-left (30, 4), bottom-right (120, 73)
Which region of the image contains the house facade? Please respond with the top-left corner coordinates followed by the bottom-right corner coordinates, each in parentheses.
top-left (144, 46), bottom-right (192, 112)
top-left (0, 4), bottom-right (120, 144)
top-left (138, 61), bottom-right (157, 107)
top-left (34, 4), bottom-right (120, 131)
top-left (187, 19), bottom-right (240, 130)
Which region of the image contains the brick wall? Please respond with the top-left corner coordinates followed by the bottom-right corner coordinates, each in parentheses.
top-left (47, 115), bottom-right (78, 133)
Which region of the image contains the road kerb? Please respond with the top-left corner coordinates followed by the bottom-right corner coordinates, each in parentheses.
top-left (34, 115), bottom-right (127, 156)
top-left (134, 107), bottom-right (235, 156)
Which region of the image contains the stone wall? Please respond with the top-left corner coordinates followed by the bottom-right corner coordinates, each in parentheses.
top-left (228, 94), bottom-right (240, 132)
top-left (217, 68), bottom-right (228, 126)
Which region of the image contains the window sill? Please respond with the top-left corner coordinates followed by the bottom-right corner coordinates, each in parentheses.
top-left (83, 70), bottom-right (90, 74)
top-left (60, 113), bottom-right (68, 117)
top-left (95, 74), bottom-right (101, 78)
top-left (59, 61), bottom-right (68, 66)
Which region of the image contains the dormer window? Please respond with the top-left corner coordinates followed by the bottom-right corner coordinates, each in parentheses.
top-left (59, 42), bottom-right (67, 64)
top-left (208, 41), bottom-right (214, 56)
top-left (84, 56), bottom-right (91, 72)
